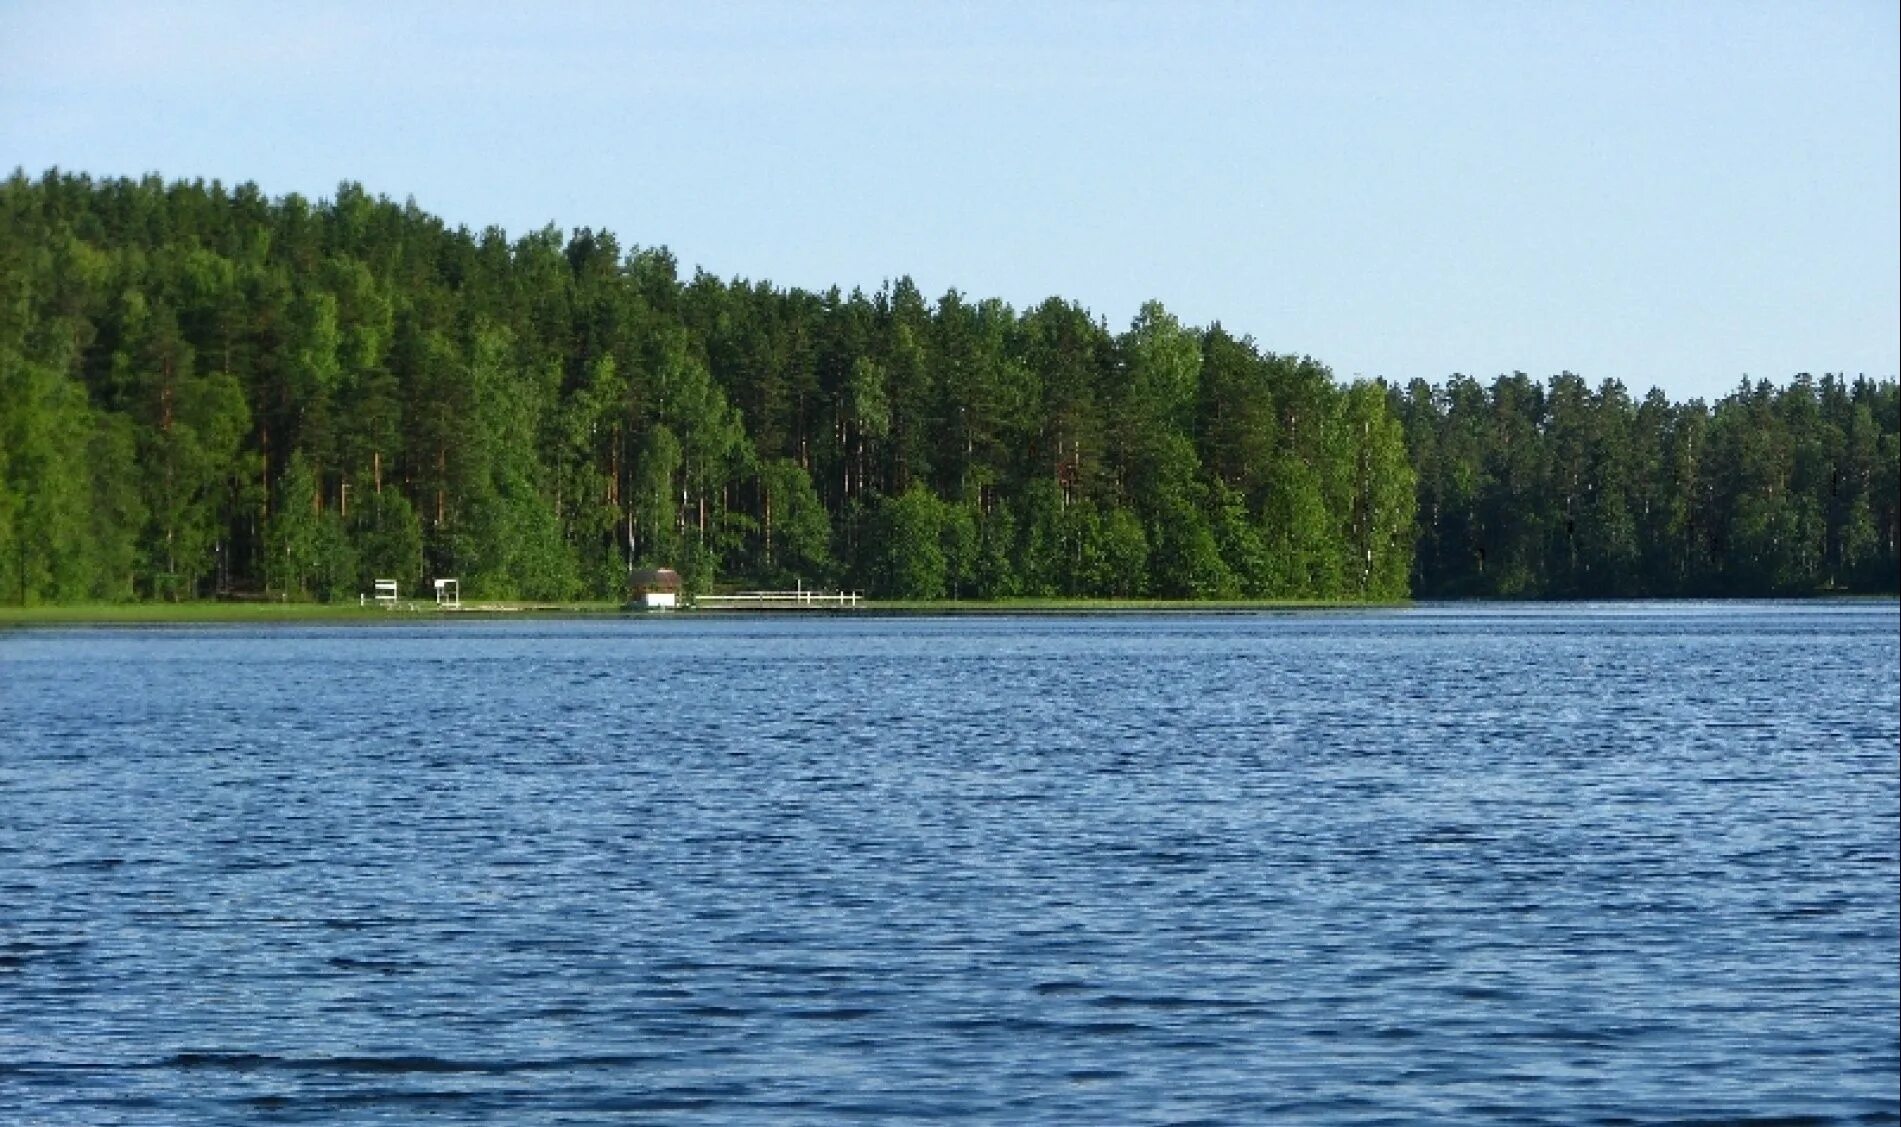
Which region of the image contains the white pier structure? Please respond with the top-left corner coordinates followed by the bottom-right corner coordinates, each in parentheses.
top-left (694, 587), bottom-right (862, 610)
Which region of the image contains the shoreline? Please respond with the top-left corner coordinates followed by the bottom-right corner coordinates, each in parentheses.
top-left (2, 594), bottom-right (1894, 629)
top-left (0, 597), bottom-right (1389, 627)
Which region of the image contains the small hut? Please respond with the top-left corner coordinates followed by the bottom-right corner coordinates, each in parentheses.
top-left (629, 567), bottom-right (684, 610)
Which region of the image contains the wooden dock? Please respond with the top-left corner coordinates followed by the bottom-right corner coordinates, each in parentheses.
top-left (693, 590), bottom-right (862, 610)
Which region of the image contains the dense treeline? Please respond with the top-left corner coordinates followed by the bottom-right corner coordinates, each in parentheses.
top-left (0, 171), bottom-right (1892, 604)
top-left (1399, 373), bottom-right (1898, 596)
top-left (0, 171), bottom-right (1415, 603)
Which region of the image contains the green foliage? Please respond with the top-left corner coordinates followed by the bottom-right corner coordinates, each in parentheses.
top-left (1098, 506), bottom-right (1150, 597)
top-left (1399, 372), bottom-right (1898, 596)
top-left (1012, 479), bottom-right (1065, 596)
top-left (1132, 431), bottom-right (1236, 599)
top-left (1209, 480), bottom-right (1270, 597)
top-left (1123, 301), bottom-right (1201, 433)
top-left (632, 423), bottom-right (682, 567)
top-left (866, 486), bottom-right (948, 599)
top-left (2, 169), bottom-right (1890, 607)
top-left (264, 451), bottom-right (355, 600)
top-left (0, 348), bottom-right (140, 602)
top-left (757, 457), bottom-right (834, 585)
top-left (971, 499), bottom-right (1018, 598)
top-left (940, 499), bottom-right (979, 599)
top-left (1341, 381), bottom-right (1415, 600)
top-left (350, 488), bottom-right (423, 595)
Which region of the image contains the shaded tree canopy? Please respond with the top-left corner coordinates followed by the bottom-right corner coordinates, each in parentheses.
top-left (1397, 372), bottom-right (1898, 597)
top-left (0, 171), bottom-right (1893, 604)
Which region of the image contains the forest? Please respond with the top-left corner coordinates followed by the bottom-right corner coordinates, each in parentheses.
top-left (0, 171), bottom-right (1895, 605)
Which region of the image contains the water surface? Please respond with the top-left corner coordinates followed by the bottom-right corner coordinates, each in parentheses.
top-left (3, 603), bottom-right (1897, 1123)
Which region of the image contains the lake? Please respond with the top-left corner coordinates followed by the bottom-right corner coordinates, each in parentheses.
top-left (2, 603), bottom-right (1896, 1124)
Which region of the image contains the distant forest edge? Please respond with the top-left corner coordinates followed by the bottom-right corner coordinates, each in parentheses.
top-left (1, 171), bottom-right (1895, 605)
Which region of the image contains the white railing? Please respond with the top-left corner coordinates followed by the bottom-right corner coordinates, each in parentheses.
top-left (694, 590), bottom-right (862, 610)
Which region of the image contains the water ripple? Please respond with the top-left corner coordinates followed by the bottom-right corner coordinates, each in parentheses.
top-left (1, 604), bottom-right (1895, 1124)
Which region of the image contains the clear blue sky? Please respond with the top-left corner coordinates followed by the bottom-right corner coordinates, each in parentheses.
top-left (3, 1), bottom-right (1895, 402)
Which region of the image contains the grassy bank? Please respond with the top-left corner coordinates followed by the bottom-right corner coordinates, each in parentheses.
top-left (0, 595), bottom-right (1405, 626)
top-left (0, 600), bottom-right (628, 626)
top-left (853, 597), bottom-right (1394, 614)
top-left (10, 594), bottom-right (1888, 628)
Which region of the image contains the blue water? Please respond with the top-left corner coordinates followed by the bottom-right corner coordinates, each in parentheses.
top-left (2, 603), bottom-right (1896, 1124)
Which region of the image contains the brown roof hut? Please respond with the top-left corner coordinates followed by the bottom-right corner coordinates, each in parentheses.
top-left (629, 567), bottom-right (684, 609)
